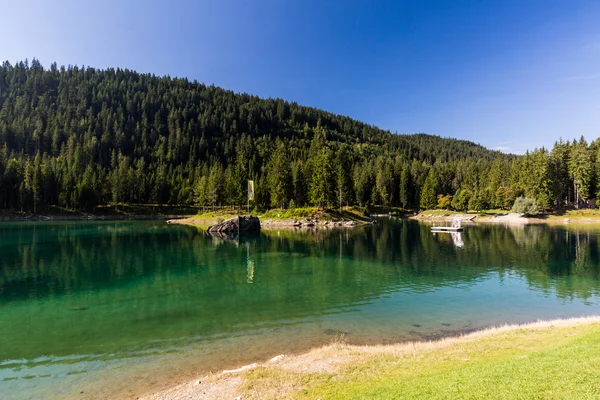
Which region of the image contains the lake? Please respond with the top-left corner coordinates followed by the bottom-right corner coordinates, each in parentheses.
top-left (1, 219), bottom-right (599, 399)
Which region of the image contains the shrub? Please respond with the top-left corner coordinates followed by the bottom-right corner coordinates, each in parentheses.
top-left (511, 196), bottom-right (539, 216)
top-left (436, 194), bottom-right (453, 209)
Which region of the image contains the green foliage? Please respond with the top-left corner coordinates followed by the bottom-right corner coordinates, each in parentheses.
top-left (207, 164), bottom-right (223, 210)
top-left (335, 146), bottom-right (353, 210)
top-left (193, 175), bottom-right (209, 210)
top-left (511, 196), bottom-right (539, 216)
top-left (568, 137), bottom-right (592, 207)
top-left (310, 147), bottom-right (334, 209)
top-left (0, 60), bottom-right (599, 214)
top-left (292, 161), bottom-right (308, 207)
top-left (468, 192), bottom-right (485, 212)
top-left (451, 189), bottom-right (471, 211)
top-left (267, 140), bottom-right (292, 209)
top-left (419, 170), bottom-right (437, 210)
top-left (436, 194), bottom-right (452, 209)
top-left (399, 165), bottom-right (410, 209)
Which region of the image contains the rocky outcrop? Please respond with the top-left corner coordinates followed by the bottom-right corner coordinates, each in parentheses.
top-left (207, 215), bottom-right (261, 233)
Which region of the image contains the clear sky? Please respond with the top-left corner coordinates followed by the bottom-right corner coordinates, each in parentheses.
top-left (1, 0), bottom-right (600, 154)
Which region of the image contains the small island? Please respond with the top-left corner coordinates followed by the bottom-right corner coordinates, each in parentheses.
top-left (169, 207), bottom-right (376, 231)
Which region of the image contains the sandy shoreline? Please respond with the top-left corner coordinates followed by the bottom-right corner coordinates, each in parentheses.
top-left (410, 212), bottom-right (598, 225)
top-left (142, 315), bottom-right (600, 400)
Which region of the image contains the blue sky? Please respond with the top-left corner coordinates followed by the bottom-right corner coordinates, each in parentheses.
top-left (1, 0), bottom-right (599, 154)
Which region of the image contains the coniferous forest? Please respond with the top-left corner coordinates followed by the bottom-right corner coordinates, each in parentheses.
top-left (0, 59), bottom-right (599, 213)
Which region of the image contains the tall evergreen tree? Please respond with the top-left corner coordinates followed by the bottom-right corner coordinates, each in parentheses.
top-left (267, 140), bottom-right (292, 209)
top-left (335, 146), bottom-right (353, 211)
top-left (399, 165), bottom-right (410, 209)
top-left (310, 147), bottom-right (334, 209)
top-left (420, 169), bottom-right (437, 210)
top-left (568, 138), bottom-right (592, 208)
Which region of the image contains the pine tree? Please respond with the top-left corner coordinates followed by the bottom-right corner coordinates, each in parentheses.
top-left (375, 159), bottom-right (393, 206)
top-left (193, 175), bottom-right (209, 211)
top-left (549, 140), bottom-right (570, 208)
top-left (310, 147), bottom-right (334, 209)
top-left (568, 138), bottom-right (592, 208)
top-left (335, 147), bottom-right (352, 211)
top-left (399, 165), bottom-right (410, 209)
top-left (207, 163), bottom-right (223, 211)
top-left (420, 169), bottom-right (437, 210)
top-left (267, 141), bottom-right (292, 209)
top-left (292, 161), bottom-right (308, 207)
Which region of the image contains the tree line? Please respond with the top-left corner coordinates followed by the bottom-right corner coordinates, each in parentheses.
top-left (0, 59), bottom-right (598, 213)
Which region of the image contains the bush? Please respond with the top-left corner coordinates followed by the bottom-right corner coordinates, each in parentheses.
top-left (511, 196), bottom-right (539, 216)
top-left (288, 199), bottom-right (296, 209)
top-left (436, 194), bottom-right (452, 209)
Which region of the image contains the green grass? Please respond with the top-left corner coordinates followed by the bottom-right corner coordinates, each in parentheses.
top-left (193, 208), bottom-right (240, 219)
top-left (559, 209), bottom-right (600, 217)
top-left (239, 320), bottom-right (600, 399)
top-left (418, 209), bottom-right (459, 217)
top-left (549, 209), bottom-right (600, 220)
top-left (366, 206), bottom-right (412, 216)
top-left (419, 209), bottom-right (507, 217)
top-left (259, 207), bottom-right (319, 220)
top-left (527, 209), bottom-right (600, 227)
top-left (260, 207), bottom-right (371, 222)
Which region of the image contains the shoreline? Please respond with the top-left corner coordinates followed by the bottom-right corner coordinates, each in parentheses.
top-left (168, 215), bottom-right (374, 230)
top-left (3, 210), bottom-right (599, 228)
top-left (142, 315), bottom-right (600, 400)
top-left (0, 214), bottom-right (195, 222)
top-left (411, 211), bottom-right (600, 226)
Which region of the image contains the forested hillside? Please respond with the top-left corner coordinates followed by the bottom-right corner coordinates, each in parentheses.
top-left (0, 59), bottom-right (598, 212)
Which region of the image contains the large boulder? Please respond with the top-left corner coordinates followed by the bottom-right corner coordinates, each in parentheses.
top-left (207, 215), bottom-right (261, 233)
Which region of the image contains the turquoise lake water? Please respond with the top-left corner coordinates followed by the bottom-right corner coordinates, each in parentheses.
top-left (1, 219), bottom-right (599, 399)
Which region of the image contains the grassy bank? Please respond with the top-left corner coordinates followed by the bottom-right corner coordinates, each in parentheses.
top-left (261, 207), bottom-right (372, 222)
top-left (146, 317), bottom-right (600, 400)
top-left (414, 209), bottom-right (504, 220)
top-left (541, 209), bottom-right (600, 224)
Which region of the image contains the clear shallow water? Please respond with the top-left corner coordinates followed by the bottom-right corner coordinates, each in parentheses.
top-left (1, 219), bottom-right (599, 399)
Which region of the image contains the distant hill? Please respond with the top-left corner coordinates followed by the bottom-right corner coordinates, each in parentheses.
top-left (0, 59), bottom-right (591, 212)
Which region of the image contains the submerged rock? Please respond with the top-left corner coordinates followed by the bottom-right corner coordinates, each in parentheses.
top-left (207, 215), bottom-right (261, 233)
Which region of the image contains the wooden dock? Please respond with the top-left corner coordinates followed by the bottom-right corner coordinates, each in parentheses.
top-left (431, 217), bottom-right (464, 232)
